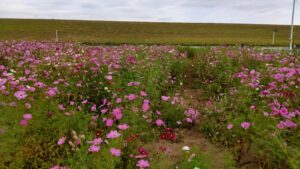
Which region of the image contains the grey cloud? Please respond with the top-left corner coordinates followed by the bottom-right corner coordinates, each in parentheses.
top-left (0, 0), bottom-right (299, 24)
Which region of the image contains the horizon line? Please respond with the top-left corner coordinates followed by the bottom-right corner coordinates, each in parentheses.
top-left (1, 17), bottom-right (299, 26)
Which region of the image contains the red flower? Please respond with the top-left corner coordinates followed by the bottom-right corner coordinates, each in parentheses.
top-left (168, 132), bottom-right (176, 141)
top-left (138, 147), bottom-right (148, 156)
top-left (160, 133), bottom-right (167, 139)
top-left (96, 129), bottom-right (102, 137)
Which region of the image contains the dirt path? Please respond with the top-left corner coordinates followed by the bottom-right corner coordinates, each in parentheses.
top-left (145, 128), bottom-right (229, 169)
top-left (145, 88), bottom-right (231, 169)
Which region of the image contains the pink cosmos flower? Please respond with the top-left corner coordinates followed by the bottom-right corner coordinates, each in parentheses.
top-left (137, 160), bottom-right (150, 169)
top-left (19, 119), bottom-right (28, 126)
top-left (206, 100), bottom-right (213, 107)
top-left (88, 145), bottom-right (100, 152)
top-left (101, 109), bottom-right (108, 114)
top-left (50, 165), bottom-right (60, 169)
top-left (127, 94), bottom-right (136, 101)
top-left (81, 99), bottom-right (88, 104)
top-left (140, 91), bottom-right (147, 96)
top-left (156, 111), bottom-right (161, 115)
top-left (23, 113), bottom-right (32, 120)
top-left (47, 87), bottom-right (57, 97)
top-left (279, 107), bottom-right (288, 116)
top-left (161, 96), bottom-right (170, 101)
top-left (106, 119), bottom-right (114, 127)
top-left (58, 104), bottom-right (66, 111)
top-left (155, 119), bottom-right (165, 126)
top-left (127, 56), bottom-right (137, 64)
top-left (227, 124), bottom-right (234, 130)
top-left (91, 104), bottom-right (97, 112)
top-left (184, 108), bottom-right (199, 123)
top-left (116, 98), bottom-right (122, 103)
top-left (105, 75), bottom-right (112, 80)
top-left (127, 82), bottom-right (134, 86)
top-left (0, 78), bottom-right (7, 86)
top-left (75, 139), bottom-right (81, 145)
top-left (113, 108), bottom-right (123, 120)
top-left (110, 148), bottom-right (121, 157)
top-left (14, 91), bottom-right (28, 100)
top-left (277, 121), bottom-right (285, 129)
top-left (250, 105), bottom-right (256, 110)
top-left (0, 65), bottom-right (5, 71)
top-left (142, 100), bottom-right (150, 112)
top-left (102, 98), bottom-right (108, 105)
top-left (53, 81), bottom-right (60, 85)
top-left (57, 137), bottom-right (67, 145)
top-left (117, 124), bottom-right (129, 130)
top-left (185, 118), bottom-right (193, 123)
top-left (34, 82), bottom-right (46, 88)
top-left (283, 120), bottom-right (297, 128)
top-left (87, 138), bottom-right (103, 145)
top-left (69, 101), bottom-right (75, 106)
top-left (106, 130), bottom-right (121, 139)
top-left (241, 122), bottom-right (251, 129)
top-left (93, 138), bottom-right (103, 145)
top-left (27, 87), bottom-right (36, 93)
top-left (134, 82), bottom-right (140, 86)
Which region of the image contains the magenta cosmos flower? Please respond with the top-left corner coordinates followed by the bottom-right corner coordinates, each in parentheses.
top-left (116, 98), bottom-right (122, 103)
top-left (117, 124), bottom-right (129, 130)
top-left (155, 119), bottom-right (165, 126)
top-left (113, 108), bottom-right (123, 120)
top-left (241, 122), bottom-right (251, 129)
top-left (19, 119), bottom-right (28, 126)
top-left (142, 100), bottom-right (150, 112)
top-left (106, 130), bottom-right (121, 139)
top-left (161, 96), bottom-right (170, 101)
top-left (57, 137), bottom-right (67, 145)
top-left (23, 113), bottom-right (32, 120)
top-left (140, 91), bottom-right (147, 96)
top-left (227, 123), bottom-right (234, 130)
top-left (14, 91), bottom-right (28, 100)
top-left (127, 94), bottom-right (136, 101)
top-left (88, 145), bottom-right (100, 153)
top-left (105, 75), bottom-right (112, 80)
top-left (87, 138), bottom-right (103, 145)
top-left (110, 148), bottom-right (121, 157)
top-left (137, 159), bottom-right (150, 169)
top-left (47, 87), bottom-right (58, 97)
top-left (91, 104), bottom-right (97, 112)
top-left (105, 119), bottom-right (114, 127)
top-left (101, 108), bottom-right (108, 114)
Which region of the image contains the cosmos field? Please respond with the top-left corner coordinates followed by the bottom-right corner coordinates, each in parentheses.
top-left (0, 41), bottom-right (299, 169)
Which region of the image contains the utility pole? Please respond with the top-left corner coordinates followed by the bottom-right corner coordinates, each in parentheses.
top-left (289, 0), bottom-right (296, 50)
top-left (272, 28), bottom-right (278, 45)
top-left (55, 30), bottom-right (58, 43)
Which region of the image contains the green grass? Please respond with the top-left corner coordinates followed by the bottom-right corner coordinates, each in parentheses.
top-left (0, 18), bottom-right (300, 46)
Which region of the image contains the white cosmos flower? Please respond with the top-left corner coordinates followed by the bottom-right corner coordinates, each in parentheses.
top-left (182, 146), bottom-right (190, 151)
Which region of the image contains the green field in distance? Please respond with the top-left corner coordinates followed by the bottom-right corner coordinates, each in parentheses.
top-left (0, 19), bottom-right (299, 46)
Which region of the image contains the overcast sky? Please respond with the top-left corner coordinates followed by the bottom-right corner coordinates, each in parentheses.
top-left (0, 0), bottom-right (299, 25)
